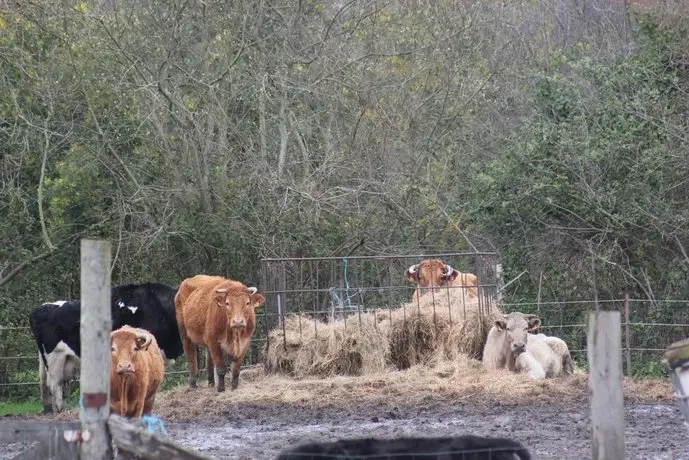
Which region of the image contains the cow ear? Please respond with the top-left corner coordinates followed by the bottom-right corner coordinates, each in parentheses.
top-left (135, 333), bottom-right (152, 351)
top-left (527, 315), bottom-right (541, 331)
top-left (404, 264), bottom-right (419, 282)
top-left (250, 293), bottom-right (265, 309)
top-left (495, 319), bottom-right (507, 331)
top-left (215, 288), bottom-right (227, 307)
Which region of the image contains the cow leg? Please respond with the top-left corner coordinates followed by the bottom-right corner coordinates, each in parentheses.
top-left (515, 353), bottom-right (546, 380)
top-left (49, 351), bottom-right (68, 412)
top-left (229, 354), bottom-right (245, 391)
top-left (133, 398), bottom-right (145, 418)
top-left (206, 349), bottom-right (215, 387)
top-left (142, 395), bottom-right (155, 415)
top-left (52, 381), bottom-right (64, 413)
top-left (181, 335), bottom-right (199, 389)
top-left (38, 355), bottom-right (53, 414)
top-left (207, 342), bottom-right (227, 392)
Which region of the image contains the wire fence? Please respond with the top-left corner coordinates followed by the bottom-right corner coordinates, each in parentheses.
top-left (1, 252), bottom-right (687, 399)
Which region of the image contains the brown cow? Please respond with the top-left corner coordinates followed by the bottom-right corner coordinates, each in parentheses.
top-left (172, 274), bottom-right (224, 387)
top-left (175, 275), bottom-right (265, 392)
top-left (404, 259), bottom-right (478, 300)
top-left (109, 326), bottom-right (165, 418)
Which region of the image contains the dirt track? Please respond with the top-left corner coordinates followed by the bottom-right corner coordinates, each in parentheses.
top-left (161, 400), bottom-right (687, 459)
top-left (1, 362), bottom-right (686, 459)
top-left (2, 399), bottom-right (687, 459)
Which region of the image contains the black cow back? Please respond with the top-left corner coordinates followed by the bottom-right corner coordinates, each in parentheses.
top-left (275, 435), bottom-right (531, 460)
top-left (29, 301), bottom-right (82, 368)
top-left (111, 283), bottom-right (183, 359)
top-left (29, 282), bottom-right (183, 369)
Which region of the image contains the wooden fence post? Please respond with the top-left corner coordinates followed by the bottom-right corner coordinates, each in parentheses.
top-left (587, 310), bottom-right (626, 460)
top-left (80, 239), bottom-right (113, 460)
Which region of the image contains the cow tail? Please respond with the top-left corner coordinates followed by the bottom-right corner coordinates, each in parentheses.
top-left (29, 315), bottom-right (49, 371)
top-left (563, 353), bottom-right (574, 375)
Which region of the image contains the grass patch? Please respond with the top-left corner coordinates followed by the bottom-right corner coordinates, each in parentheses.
top-left (0, 399), bottom-right (43, 416)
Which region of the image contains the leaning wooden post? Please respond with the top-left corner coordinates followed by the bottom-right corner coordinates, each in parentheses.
top-left (80, 239), bottom-right (113, 460)
top-left (587, 310), bottom-right (626, 460)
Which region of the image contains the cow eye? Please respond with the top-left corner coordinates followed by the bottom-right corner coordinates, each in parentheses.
top-left (111, 346), bottom-right (115, 352)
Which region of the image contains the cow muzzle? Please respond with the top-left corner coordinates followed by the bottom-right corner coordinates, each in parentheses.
top-left (512, 344), bottom-right (526, 355)
top-left (116, 361), bottom-right (135, 376)
top-left (231, 319), bottom-right (247, 329)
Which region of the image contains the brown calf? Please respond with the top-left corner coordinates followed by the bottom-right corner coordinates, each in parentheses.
top-left (404, 259), bottom-right (478, 300)
top-left (175, 275), bottom-right (265, 392)
top-left (109, 326), bottom-right (165, 418)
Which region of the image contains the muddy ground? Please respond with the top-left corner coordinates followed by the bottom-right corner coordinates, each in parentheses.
top-left (162, 400), bottom-right (688, 459)
top-left (2, 399), bottom-right (687, 459)
top-left (1, 361), bottom-right (685, 459)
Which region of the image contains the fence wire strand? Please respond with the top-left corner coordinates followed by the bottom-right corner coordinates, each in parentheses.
top-left (2, 252), bottom-right (688, 393)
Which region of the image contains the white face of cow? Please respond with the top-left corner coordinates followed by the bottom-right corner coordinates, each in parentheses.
top-left (495, 312), bottom-right (541, 355)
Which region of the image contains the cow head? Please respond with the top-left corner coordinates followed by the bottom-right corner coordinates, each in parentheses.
top-left (215, 284), bottom-right (266, 329)
top-left (404, 259), bottom-right (477, 297)
top-left (494, 312), bottom-right (541, 355)
top-left (111, 326), bottom-right (155, 377)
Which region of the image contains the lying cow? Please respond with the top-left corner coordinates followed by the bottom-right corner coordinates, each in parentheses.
top-left (110, 326), bottom-right (165, 418)
top-left (29, 283), bottom-right (183, 413)
top-left (481, 312), bottom-right (573, 379)
top-left (175, 274), bottom-right (265, 392)
top-left (534, 333), bottom-right (575, 375)
top-left (405, 259), bottom-right (478, 300)
top-left (276, 434), bottom-right (532, 460)
top-left (38, 339), bottom-right (80, 413)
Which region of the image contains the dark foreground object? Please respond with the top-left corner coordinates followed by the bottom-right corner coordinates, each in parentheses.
top-left (275, 434), bottom-right (531, 459)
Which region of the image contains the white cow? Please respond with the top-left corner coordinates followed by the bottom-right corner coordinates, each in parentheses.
top-left (534, 333), bottom-right (575, 374)
top-left (482, 312), bottom-right (573, 380)
top-left (39, 340), bottom-right (80, 413)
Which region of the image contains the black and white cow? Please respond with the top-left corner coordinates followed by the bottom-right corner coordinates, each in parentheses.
top-left (28, 283), bottom-right (183, 413)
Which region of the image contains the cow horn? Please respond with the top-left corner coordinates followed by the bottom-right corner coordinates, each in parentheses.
top-left (135, 332), bottom-right (152, 350)
top-left (407, 264), bottom-right (419, 274)
top-left (444, 264), bottom-right (454, 277)
top-left (248, 286), bottom-right (258, 295)
top-left (215, 288), bottom-right (227, 293)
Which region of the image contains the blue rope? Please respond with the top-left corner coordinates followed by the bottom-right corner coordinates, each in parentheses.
top-left (80, 394), bottom-right (168, 436)
top-left (140, 415), bottom-right (168, 436)
top-left (342, 257), bottom-right (352, 308)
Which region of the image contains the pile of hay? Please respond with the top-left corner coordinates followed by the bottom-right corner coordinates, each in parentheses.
top-left (264, 288), bottom-right (504, 378)
top-left (264, 312), bottom-right (389, 378)
top-left (379, 290), bottom-right (503, 370)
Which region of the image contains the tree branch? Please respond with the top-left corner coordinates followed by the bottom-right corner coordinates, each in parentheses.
top-left (37, 104), bottom-right (56, 252)
top-left (0, 251), bottom-right (53, 288)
